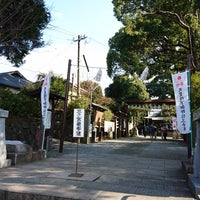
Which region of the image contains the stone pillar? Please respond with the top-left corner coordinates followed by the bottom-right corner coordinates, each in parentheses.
top-left (193, 108), bottom-right (200, 177)
top-left (0, 109), bottom-right (11, 168)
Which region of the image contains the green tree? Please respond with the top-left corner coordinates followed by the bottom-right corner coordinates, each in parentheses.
top-left (105, 74), bottom-right (149, 106)
top-left (80, 80), bottom-right (103, 103)
top-left (97, 96), bottom-right (116, 111)
top-left (191, 71), bottom-right (200, 112)
top-left (103, 109), bottom-right (114, 121)
top-left (0, 89), bottom-right (40, 117)
top-left (37, 72), bottom-right (66, 96)
top-left (146, 77), bottom-right (174, 99)
top-left (66, 96), bottom-right (90, 125)
top-left (80, 81), bottom-right (116, 122)
top-left (107, 0), bottom-right (200, 79)
top-left (0, 0), bottom-right (50, 66)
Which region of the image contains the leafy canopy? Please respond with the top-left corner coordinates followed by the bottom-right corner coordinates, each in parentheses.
top-left (107, 0), bottom-right (200, 79)
top-left (105, 74), bottom-right (149, 105)
top-left (0, 89), bottom-right (40, 117)
top-left (0, 0), bottom-right (50, 66)
top-left (146, 76), bottom-right (174, 99)
top-left (191, 71), bottom-right (200, 112)
top-left (80, 80), bottom-right (103, 103)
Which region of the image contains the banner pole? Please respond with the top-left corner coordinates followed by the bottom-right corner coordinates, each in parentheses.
top-left (187, 54), bottom-right (193, 157)
top-left (75, 138), bottom-right (80, 174)
top-left (59, 59), bottom-right (71, 153)
top-left (41, 124), bottom-right (46, 150)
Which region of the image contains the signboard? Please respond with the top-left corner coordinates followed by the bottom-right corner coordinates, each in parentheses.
top-left (73, 109), bottom-right (85, 138)
top-left (172, 71), bottom-right (190, 134)
top-left (104, 121), bottom-right (114, 132)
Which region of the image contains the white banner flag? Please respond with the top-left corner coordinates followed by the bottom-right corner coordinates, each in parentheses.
top-left (172, 71), bottom-right (190, 134)
top-left (94, 68), bottom-right (102, 82)
top-left (73, 109), bottom-right (85, 138)
top-left (41, 73), bottom-right (51, 129)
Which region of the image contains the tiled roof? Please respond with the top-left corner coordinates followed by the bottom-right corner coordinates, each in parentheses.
top-left (0, 71), bottom-right (31, 89)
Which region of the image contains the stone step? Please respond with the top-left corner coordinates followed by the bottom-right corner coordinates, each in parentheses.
top-left (0, 159), bottom-right (11, 168)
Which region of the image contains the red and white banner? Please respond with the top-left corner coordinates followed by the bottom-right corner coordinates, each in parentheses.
top-left (41, 73), bottom-right (51, 129)
top-left (172, 71), bottom-right (190, 134)
top-left (172, 117), bottom-right (177, 131)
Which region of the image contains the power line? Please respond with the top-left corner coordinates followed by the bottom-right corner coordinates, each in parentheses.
top-left (88, 37), bottom-right (108, 49)
top-left (71, 64), bottom-right (106, 69)
top-left (46, 24), bottom-right (110, 49)
top-left (47, 24), bottom-right (75, 37)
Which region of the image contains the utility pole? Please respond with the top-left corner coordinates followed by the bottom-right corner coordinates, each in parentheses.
top-left (73, 35), bottom-right (87, 96)
top-left (59, 59), bottom-right (71, 153)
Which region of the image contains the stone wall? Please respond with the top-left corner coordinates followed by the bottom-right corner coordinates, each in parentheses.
top-left (5, 117), bottom-right (40, 150)
top-left (5, 111), bottom-right (65, 150)
top-left (5, 109), bottom-right (94, 150)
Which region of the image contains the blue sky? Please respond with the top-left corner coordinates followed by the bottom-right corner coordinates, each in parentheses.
top-left (0, 0), bottom-right (122, 90)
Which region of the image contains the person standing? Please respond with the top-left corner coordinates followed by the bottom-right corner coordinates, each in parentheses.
top-left (149, 124), bottom-right (154, 139)
top-left (160, 125), bottom-right (164, 140)
top-left (154, 125), bottom-right (157, 139)
top-left (144, 125), bottom-right (147, 138)
top-left (163, 125), bottom-right (167, 140)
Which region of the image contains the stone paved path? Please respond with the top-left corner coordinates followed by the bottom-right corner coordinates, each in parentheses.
top-left (0, 136), bottom-right (196, 199)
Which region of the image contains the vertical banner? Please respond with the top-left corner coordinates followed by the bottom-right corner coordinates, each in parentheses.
top-left (40, 73), bottom-right (51, 150)
top-left (172, 71), bottom-right (190, 134)
top-left (172, 117), bottom-right (177, 130)
top-left (73, 109), bottom-right (85, 138)
top-left (41, 73), bottom-right (51, 129)
top-left (46, 102), bottom-right (52, 129)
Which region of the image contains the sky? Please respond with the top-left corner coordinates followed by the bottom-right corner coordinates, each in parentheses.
top-left (0, 0), bottom-right (122, 91)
